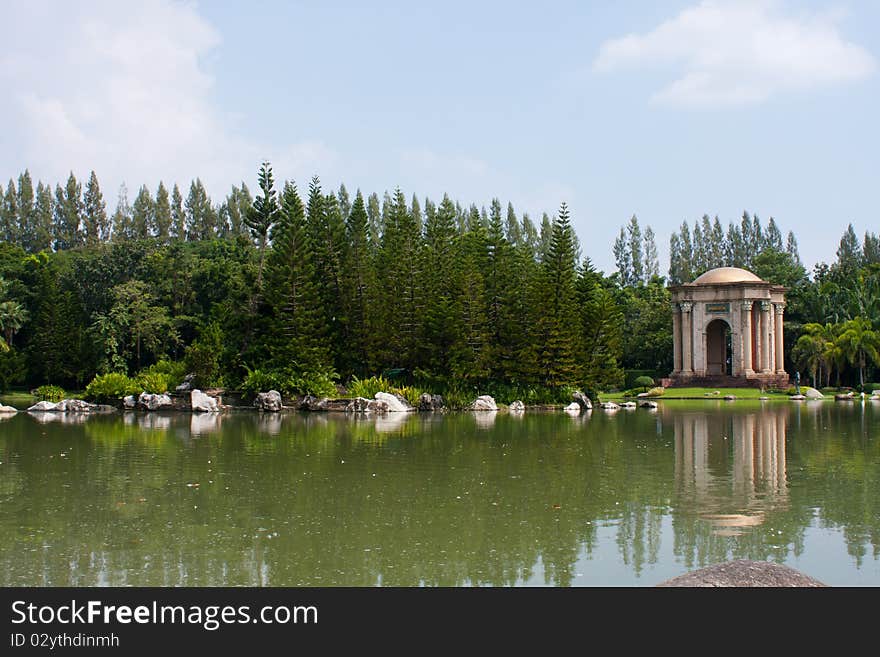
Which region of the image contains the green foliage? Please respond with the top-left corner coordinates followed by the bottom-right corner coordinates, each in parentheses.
top-left (645, 386), bottom-right (665, 397)
top-left (0, 349), bottom-right (26, 392)
top-left (240, 365), bottom-right (337, 399)
top-left (34, 384), bottom-right (65, 402)
top-left (84, 372), bottom-right (138, 403)
top-left (184, 322), bottom-right (224, 388)
top-left (634, 375), bottom-right (655, 391)
top-left (240, 368), bottom-right (286, 399)
top-left (347, 375), bottom-right (393, 399)
top-left (132, 360), bottom-right (186, 394)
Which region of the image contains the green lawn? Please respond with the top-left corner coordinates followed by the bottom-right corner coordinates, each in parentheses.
top-left (0, 391), bottom-right (37, 409)
top-left (600, 387), bottom-right (796, 402)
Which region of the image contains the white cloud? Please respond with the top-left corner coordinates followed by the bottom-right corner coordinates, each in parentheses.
top-left (593, 0), bottom-right (876, 108)
top-left (0, 0), bottom-right (332, 201)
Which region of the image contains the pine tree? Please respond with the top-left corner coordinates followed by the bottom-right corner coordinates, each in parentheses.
top-left (538, 213), bottom-right (553, 261)
top-left (613, 226), bottom-right (631, 285)
top-left (53, 174), bottom-right (82, 250)
top-left (32, 182), bottom-right (54, 253)
top-left (836, 223), bottom-right (862, 270)
top-left (153, 182), bottom-right (172, 242)
top-left (740, 212), bottom-right (754, 266)
top-left (668, 233), bottom-right (683, 284)
top-left (449, 220), bottom-right (491, 381)
top-left (521, 213), bottom-right (539, 259)
top-left (82, 171), bottom-right (108, 245)
top-left (679, 221), bottom-right (693, 282)
top-left (111, 184), bottom-right (133, 242)
top-left (131, 185), bottom-right (154, 239)
top-left (643, 226), bottom-right (659, 281)
top-left (366, 192), bottom-right (382, 247)
top-left (766, 217), bottom-right (783, 251)
top-left (340, 190), bottom-right (374, 375)
top-left (17, 171), bottom-right (35, 252)
top-left (244, 162), bottom-right (280, 299)
top-left (170, 184), bottom-right (185, 240)
top-left (337, 184), bottom-right (352, 224)
top-left (863, 231), bottom-right (880, 265)
top-left (265, 180), bottom-right (328, 370)
top-left (532, 203), bottom-right (579, 387)
top-left (786, 231), bottom-right (802, 266)
top-left (628, 215), bottom-right (643, 285)
top-left (2, 179), bottom-right (19, 244)
top-left (577, 259), bottom-right (623, 390)
top-left (185, 179), bottom-right (215, 241)
top-left (726, 222), bottom-right (745, 267)
top-left (505, 202), bottom-right (521, 247)
top-left (709, 216), bottom-right (725, 267)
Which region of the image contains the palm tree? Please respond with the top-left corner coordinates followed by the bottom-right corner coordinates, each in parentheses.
top-left (0, 300), bottom-right (29, 349)
top-left (836, 317), bottom-right (880, 388)
top-left (802, 322), bottom-right (841, 387)
top-left (792, 333), bottom-right (825, 389)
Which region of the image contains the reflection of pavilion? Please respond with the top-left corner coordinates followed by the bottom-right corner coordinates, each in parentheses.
top-left (674, 410), bottom-right (788, 535)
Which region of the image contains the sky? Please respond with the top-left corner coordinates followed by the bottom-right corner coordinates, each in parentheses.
top-left (1, 0), bottom-right (877, 274)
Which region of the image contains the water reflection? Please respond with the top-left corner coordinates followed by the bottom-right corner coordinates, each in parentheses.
top-left (674, 409), bottom-right (787, 536)
top-left (472, 410), bottom-right (498, 430)
top-left (190, 412), bottom-right (222, 435)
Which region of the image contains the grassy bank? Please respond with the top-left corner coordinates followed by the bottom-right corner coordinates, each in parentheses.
top-left (600, 387), bottom-right (794, 402)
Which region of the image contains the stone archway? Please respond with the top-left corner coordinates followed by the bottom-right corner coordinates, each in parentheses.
top-left (706, 318), bottom-right (732, 375)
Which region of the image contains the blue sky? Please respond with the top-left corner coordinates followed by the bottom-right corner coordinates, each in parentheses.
top-left (1, 0), bottom-right (877, 274)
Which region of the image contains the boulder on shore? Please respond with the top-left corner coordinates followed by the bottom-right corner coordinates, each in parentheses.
top-left (508, 400), bottom-right (525, 412)
top-left (621, 401), bottom-right (637, 409)
top-left (572, 390), bottom-right (593, 410)
top-left (639, 400), bottom-right (658, 409)
top-left (600, 401), bottom-right (620, 411)
top-left (123, 395), bottom-right (137, 409)
top-left (28, 400), bottom-right (59, 411)
top-left (345, 397), bottom-right (389, 413)
top-left (138, 392), bottom-right (173, 411)
top-left (0, 404), bottom-right (18, 414)
top-left (470, 395), bottom-right (498, 411)
top-left (375, 391), bottom-right (414, 412)
top-left (175, 374), bottom-right (196, 393)
top-left (656, 560), bottom-right (825, 587)
top-left (790, 394), bottom-right (806, 401)
top-left (418, 393), bottom-right (445, 411)
top-left (254, 390), bottom-right (283, 412)
top-left (191, 389), bottom-right (219, 413)
top-left (803, 387), bottom-right (824, 399)
top-left (563, 402), bottom-right (581, 414)
top-left (835, 391), bottom-right (854, 401)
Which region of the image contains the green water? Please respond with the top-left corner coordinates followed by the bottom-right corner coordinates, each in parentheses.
top-left (1, 402), bottom-right (878, 586)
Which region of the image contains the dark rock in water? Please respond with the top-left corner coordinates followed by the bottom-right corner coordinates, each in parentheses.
top-left (656, 560), bottom-right (826, 587)
top-left (418, 393), bottom-right (444, 411)
top-left (300, 395), bottom-right (329, 411)
top-left (254, 390), bottom-right (283, 412)
top-left (572, 390), bottom-right (593, 410)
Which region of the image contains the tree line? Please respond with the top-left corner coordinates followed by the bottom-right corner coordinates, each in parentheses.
top-left (1, 164), bottom-right (878, 398)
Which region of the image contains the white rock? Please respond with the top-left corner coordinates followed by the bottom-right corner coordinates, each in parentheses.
top-left (191, 389), bottom-right (219, 413)
top-left (621, 401), bottom-right (637, 409)
top-left (790, 394), bottom-right (806, 401)
top-left (600, 402), bottom-right (620, 411)
top-left (470, 395), bottom-right (498, 411)
top-left (0, 404), bottom-right (18, 413)
top-left (564, 402), bottom-right (581, 413)
top-left (28, 400), bottom-right (58, 412)
top-left (508, 400), bottom-right (526, 412)
top-left (138, 392), bottom-right (173, 411)
top-left (123, 395), bottom-right (137, 409)
top-left (254, 390), bottom-right (283, 412)
top-left (375, 391), bottom-right (414, 412)
top-left (803, 387), bottom-right (824, 399)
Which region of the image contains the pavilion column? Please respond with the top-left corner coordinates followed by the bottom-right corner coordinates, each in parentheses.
top-left (760, 301), bottom-right (772, 373)
top-left (775, 304), bottom-right (786, 373)
top-left (680, 302), bottom-right (693, 374)
top-left (741, 300), bottom-right (753, 375)
top-left (672, 303), bottom-right (682, 374)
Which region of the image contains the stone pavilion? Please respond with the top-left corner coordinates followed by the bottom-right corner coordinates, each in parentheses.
top-left (667, 267), bottom-right (788, 387)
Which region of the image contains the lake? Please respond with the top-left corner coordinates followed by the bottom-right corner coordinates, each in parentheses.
top-left (1, 401), bottom-right (878, 586)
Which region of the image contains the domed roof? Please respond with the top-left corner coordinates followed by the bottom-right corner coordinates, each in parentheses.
top-left (692, 267), bottom-right (764, 285)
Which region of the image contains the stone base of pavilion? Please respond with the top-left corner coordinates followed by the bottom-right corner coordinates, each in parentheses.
top-left (662, 373), bottom-right (790, 389)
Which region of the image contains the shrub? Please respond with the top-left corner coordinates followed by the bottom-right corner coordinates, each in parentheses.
top-left (135, 371), bottom-right (172, 394)
top-left (84, 373), bottom-right (139, 403)
top-left (645, 386), bottom-right (665, 397)
top-left (391, 385), bottom-right (422, 407)
top-left (286, 369), bottom-right (338, 397)
top-left (240, 369), bottom-right (285, 400)
top-left (137, 360), bottom-right (187, 391)
top-left (634, 375), bottom-right (655, 392)
top-left (348, 375), bottom-right (393, 399)
top-left (34, 384), bottom-right (66, 402)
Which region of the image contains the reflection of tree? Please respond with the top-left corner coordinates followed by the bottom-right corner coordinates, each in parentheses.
top-left (0, 404), bottom-right (878, 585)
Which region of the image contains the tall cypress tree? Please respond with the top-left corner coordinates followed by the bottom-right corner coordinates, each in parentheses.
top-left (628, 215), bottom-right (643, 285)
top-left (153, 182), bottom-right (172, 242)
top-left (170, 184), bottom-right (185, 240)
top-left (111, 184), bottom-right (133, 242)
top-left (244, 162), bottom-right (279, 303)
top-left (32, 182), bottom-right (54, 253)
top-left (131, 185), bottom-right (154, 239)
top-left (53, 173), bottom-right (82, 250)
top-left (185, 179), bottom-right (215, 241)
top-left (420, 194), bottom-right (459, 375)
top-left (340, 190), bottom-right (374, 375)
top-left (82, 171), bottom-right (108, 245)
top-left (17, 171), bottom-right (35, 252)
top-left (3, 179), bottom-right (19, 245)
top-left (265, 180), bottom-right (327, 370)
top-left (643, 226), bottom-right (659, 281)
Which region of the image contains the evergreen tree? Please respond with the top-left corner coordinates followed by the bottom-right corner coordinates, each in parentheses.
top-left (131, 185), bottom-right (154, 239)
top-left (538, 212), bottom-right (553, 262)
top-left (170, 184), bottom-right (185, 240)
top-left (613, 226), bottom-right (631, 285)
top-left (53, 174), bottom-right (82, 250)
top-left (668, 233), bottom-right (683, 284)
top-left (153, 182), bottom-right (172, 242)
top-left (836, 223), bottom-right (862, 270)
top-left (678, 221), bottom-right (693, 281)
top-left (521, 213), bottom-right (539, 259)
top-left (111, 184), bottom-right (133, 242)
top-left (366, 192), bottom-right (382, 247)
top-left (17, 171), bottom-right (35, 252)
top-left (643, 225), bottom-right (659, 281)
top-left (627, 215), bottom-right (643, 285)
top-left (337, 183), bottom-right (352, 224)
top-left (244, 162), bottom-right (280, 303)
top-left (185, 179), bottom-right (215, 241)
top-left (766, 217), bottom-right (783, 251)
top-left (864, 231), bottom-right (880, 265)
top-left (726, 222), bottom-right (745, 267)
top-left (32, 182), bottom-right (54, 253)
top-left (339, 190), bottom-right (374, 375)
top-left (577, 260), bottom-right (623, 390)
top-left (265, 180), bottom-right (327, 370)
top-left (709, 216), bottom-right (725, 267)
top-left (786, 230), bottom-right (802, 266)
top-left (2, 179), bottom-right (19, 245)
top-left (505, 202), bottom-right (521, 247)
top-left (82, 171), bottom-right (108, 245)
top-left (532, 203), bottom-right (579, 387)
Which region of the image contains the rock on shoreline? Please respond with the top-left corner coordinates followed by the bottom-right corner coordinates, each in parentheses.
top-left (656, 560), bottom-right (826, 587)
